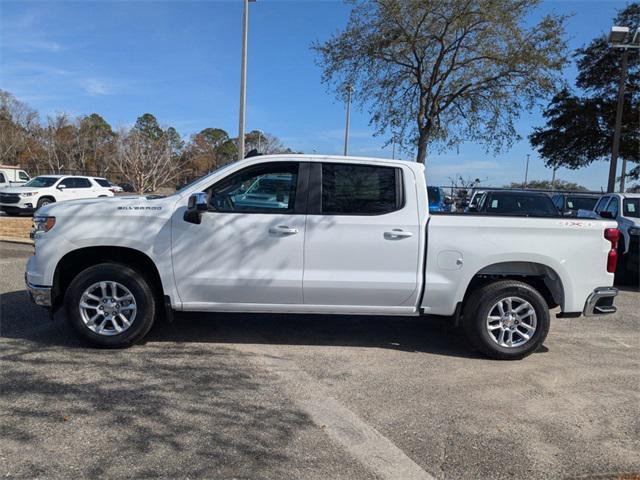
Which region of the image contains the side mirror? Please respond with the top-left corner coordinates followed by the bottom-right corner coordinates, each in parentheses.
top-left (183, 192), bottom-right (208, 224)
top-left (467, 206), bottom-right (477, 213)
top-left (57, 184), bottom-right (66, 190)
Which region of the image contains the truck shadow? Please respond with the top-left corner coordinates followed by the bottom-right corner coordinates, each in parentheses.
top-left (0, 290), bottom-right (316, 478)
top-left (1, 289), bottom-right (480, 359)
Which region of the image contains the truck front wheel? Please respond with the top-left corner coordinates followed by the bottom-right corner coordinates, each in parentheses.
top-left (463, 280), bottom-right (550, 360)
top-left (64, 263), bottom-right (157, 347)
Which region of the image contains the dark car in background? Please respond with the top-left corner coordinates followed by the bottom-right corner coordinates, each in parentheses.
top-left (551, 193), bottom-right (601, 216)
top-left (427, 186), bottom-right (453, 213)
top-left (470, 190), bottom-right (560, 217)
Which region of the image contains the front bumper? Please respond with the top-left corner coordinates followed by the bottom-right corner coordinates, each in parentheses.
top-left (583, 287), bottom-right (618, 316)
top-left (25, 273), bottom-right (52, 307)
top-left (1, 203), bottom-right (35, 214)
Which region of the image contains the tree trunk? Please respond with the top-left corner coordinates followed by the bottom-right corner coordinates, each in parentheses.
top-left (416, 128), bottom-right (428, 164)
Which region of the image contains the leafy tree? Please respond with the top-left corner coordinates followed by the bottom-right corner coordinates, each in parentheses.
top-left (530, 3), bottom-right (639, 185)
top-left (504, 179), bottom-right (588, 191)
top-left (185, 128), bottom-right (233, 173)
top-left (78, 114), bottom-right (115, 173)
top-left (133, 113), bottom-right (164, 141)
top-left (313, 0), bottom-right (567, 163)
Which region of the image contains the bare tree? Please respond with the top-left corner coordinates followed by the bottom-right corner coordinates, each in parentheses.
top-left (113, 128), bottom-right (188, 194)
top-left (0, 90), bottom-right (39, 165)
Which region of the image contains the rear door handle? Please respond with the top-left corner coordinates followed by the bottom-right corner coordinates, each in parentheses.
top-left (269, 225), bottom-right (299, 235)
top-left (384, 229), bottom-right (413, 239)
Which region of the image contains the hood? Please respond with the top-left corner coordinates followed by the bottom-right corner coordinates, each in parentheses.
top-left (37, 194), bottom-right (175, 218)
top-left (0, 187), bottom-right (39, 195)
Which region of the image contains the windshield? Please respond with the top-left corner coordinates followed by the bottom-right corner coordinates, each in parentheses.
top-left (23, 177), bottom-right (58, 188)
top-left (623, 198), bottom-right (640, 218)
top-left (175, 161), bottom-right (237, 195)
top-left (427, 186), bottom-right (441, 203)
top-left (483, 193), bottom-right (558, 216)
top-left (565, 196), bottom-right (598, 211)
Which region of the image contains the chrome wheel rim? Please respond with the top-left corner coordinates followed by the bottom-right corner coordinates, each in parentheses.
top-left (79, 281), bottom-right (137, 336)
top-left (486, 296), bottom-right (537, 348)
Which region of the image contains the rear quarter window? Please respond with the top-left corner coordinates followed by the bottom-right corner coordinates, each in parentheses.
top-left (94, 178), bottom-right (111, 187)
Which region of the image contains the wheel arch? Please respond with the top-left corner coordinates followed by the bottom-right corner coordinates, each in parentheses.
top-left (52, 246), bottom-right (164, 309)
top-left (462, 261), bottom-right (564, 311)
top-left (38, 195), bottom-right (56, 204)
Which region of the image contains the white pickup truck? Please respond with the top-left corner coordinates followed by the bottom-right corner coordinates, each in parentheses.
top-left (26, 155), bottom-right (619, 359)
top-left (0, 166), bottom-right (30, 189)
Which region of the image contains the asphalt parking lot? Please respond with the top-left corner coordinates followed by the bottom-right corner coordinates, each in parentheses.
top-left (1, 242), bottom-right (639, 480)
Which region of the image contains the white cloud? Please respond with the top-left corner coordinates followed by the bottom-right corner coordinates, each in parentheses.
top-left (81, 79), bottom-right (112, 96)
top-left (23, 40), bottom-right (63, 52)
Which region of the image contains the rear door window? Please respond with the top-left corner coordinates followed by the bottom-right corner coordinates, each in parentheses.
top-left (74, 177), bottom-right (92, 188)
top-left (320, 163), bottom-right (402, 215)
top-left (623, 198), bottom-right (639, 218)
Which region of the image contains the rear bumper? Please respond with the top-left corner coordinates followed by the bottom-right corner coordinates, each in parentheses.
top-left (25, 273), bottom-right (52, 307)
top-left (583, 287), bottom-right (618, 316)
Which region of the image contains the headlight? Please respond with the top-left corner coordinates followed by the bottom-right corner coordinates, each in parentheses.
top-left (20, 192), bottom-right (34, 197)
top-left (31, 216), bottom-right (56, 238)
top-left (629, 227), bottom-right (640, 236)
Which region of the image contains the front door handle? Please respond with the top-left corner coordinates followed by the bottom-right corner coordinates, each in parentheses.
top-left (384, 229), bottom-right (413, 240)
top-left (269, 225), bottom-right (299, 235)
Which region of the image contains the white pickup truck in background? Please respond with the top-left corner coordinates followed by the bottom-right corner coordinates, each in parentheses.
top-left (0, 166), bottom-right (30, 189)
top-left (25, 155), bottom-right (619, 359)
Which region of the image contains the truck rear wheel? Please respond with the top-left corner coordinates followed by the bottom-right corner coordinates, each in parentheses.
top-left (463, 280), bottom-right (550, 360)
top-left (64, 263), bottom-right (157, 348)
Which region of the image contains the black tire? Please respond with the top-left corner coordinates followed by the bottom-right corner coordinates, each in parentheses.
top-left (36, 197), bottom-right (55, 209)
top-left (463, 280), bottom-right (550, 360)
top-left (615, 239), bottom-right (632, 285)
top-left (64, 263), bottom-right (157, 348)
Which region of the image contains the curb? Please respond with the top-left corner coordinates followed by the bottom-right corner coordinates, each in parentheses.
top-left (0, 236), bottom-right (33, 245)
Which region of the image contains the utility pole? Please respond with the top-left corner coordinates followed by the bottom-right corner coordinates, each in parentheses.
top-left (238, 0), bottom-right (255, 160)
top-left (606, 26), bottom-right (639, 192)
top-left (343, 84), bottom-right (354, 156)
top-left (523, 154), bottom-right (530, 188)
top-left (608, 49), bottom-right (628, 192)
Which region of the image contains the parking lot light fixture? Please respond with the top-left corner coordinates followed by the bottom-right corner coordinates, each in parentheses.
top-left (609, 26), bottom-right (630, 45)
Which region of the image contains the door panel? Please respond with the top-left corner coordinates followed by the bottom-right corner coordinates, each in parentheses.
top-left (172, 212), bottom-right (305, 304)
top-left (171, 161), bottom-right (307, 306)
top-left (303, 163), bottom-right (421, 307)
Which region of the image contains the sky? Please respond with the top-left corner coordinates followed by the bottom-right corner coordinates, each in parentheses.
top-left (0, 0), bottom-right (630, 189)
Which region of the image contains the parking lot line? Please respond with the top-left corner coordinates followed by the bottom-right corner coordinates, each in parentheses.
top-left (236, 344), bottom-right (437, 480)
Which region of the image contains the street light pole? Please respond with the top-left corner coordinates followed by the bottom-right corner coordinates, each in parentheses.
top-left (237, 0), bottom-right (253, 161)
top-left (608, 49), bottom-right (628, 192)
top-left (607, 26), bottom-right (639, 192)
top-left (523, 154), bottom-right (530, 188)
top-left (343, 84), bottom-right (354, 156)
top-left (607, 49), bottom-right (629, 193)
